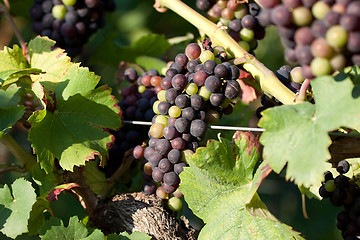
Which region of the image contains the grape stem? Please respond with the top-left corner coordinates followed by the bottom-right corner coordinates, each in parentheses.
top-left (0, 3), bottom-right (29, 63)
top-left (1, 133), bottom-right (36, 172)
top-left (154, 0), bottom-right (295, 105)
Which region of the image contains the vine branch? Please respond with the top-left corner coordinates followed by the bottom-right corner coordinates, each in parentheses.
top-left (155, 0), bottom-right (295, 105)
top-left (1, 133), bottom-right (36, 172)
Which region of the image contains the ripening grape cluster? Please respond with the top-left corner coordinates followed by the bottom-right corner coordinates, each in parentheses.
top-left (196, 0), bottom-right (266, 52)
top-left (319, 160), bottom-right (360, 240)
top-left (29, 0), bottom-right (115, 57)
top-left (258, 0), bottom-right (360, 78)
top-left (105, 69), bottom-right (158, 177)
top-left (138, 40), bottom-right (243, 198)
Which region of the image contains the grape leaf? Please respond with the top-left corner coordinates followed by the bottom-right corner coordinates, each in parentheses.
top-left (27, 198), bottom-right (50, 236)
top-left (83, 160), bottom-right (107, 195)
top-left (0, 68), bottom-right (43, 88)
top-left (259, 75), bottom-right (360, 188)
top-left (39, 216), bottom-right (88, 239)
top-left (0, 45), bottom-right (28, 78)
top-left (28, 37), bottom-right (73, 90)
top-left (180, 132), bottom-right (302, 240)
top-left (46, 183), bottom-right (80, 202)
top-left (28, 86), bottom-right (121, 173)
top-left (0, 85), bottom-right (25, 137)
top-left (0, 178), bottom-right (37, 238)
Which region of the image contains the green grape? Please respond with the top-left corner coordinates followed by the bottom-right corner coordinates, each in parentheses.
top-left (312, 1), bottom-right (330, 20)
top-left (52, 5), bottom-right (67, 20)
top-left (167, 197), bottom-right (183, 211)
top-left (62, 0), bottom-right (77, 6)
top-left (292, 6), bottom-right (313, 26)
top-left (238, 41), bottom-right (250, 52)
top-left (153, 100), bottom-right (161, 115)
top-left (199, 50), bottom-right (215, 63)
top-left (234, 4), bottom-right (248, 19)
top-left (157, 90), bottom-right (167, 102)
top-left (240, 28), bottom-right (254, 42)
top-left (290, 66), bottom-right (305, 83)
top-left (168, 106), bottom-right (182, 118)
top-left (324, 179), bottom-right (336, 192)
top-left (138, 85), bottom-right (146, 94)
top-left (326, 25), bottom-right (348, 48)
top-left (185, 83), bottom-right (198, 96)
top-left (311, 57), bottom-right (332, 77)
top-left (149, 123), bottom-right (165, 138)
top-left (198, 86), bottom-right (211, 100)
top-left (155, 115), bottom-right (168, 126)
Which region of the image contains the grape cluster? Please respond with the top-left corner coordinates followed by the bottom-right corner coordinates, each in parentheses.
top-left (258, 0), bottom-right (360, 78)
top-left (196, 0), bottom-right (266, 52)
top-left (105, 69), bottom-right (158, 178)
top-left (30, 0), bottom-right (116, 57)
top-left (256, 64), bottom-right (305, 118)
top-left (319, 160), bottom-right (360, 239)
top-left (140, 41), bottom-right (243, 196)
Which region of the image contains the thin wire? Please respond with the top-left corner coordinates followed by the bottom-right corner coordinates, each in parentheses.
top-left (123, 120), bottom-right (266, 132)
top-left (122, 120), bottom-right (360, 137)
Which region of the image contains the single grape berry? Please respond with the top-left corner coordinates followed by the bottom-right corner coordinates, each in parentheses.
top-left (336, 160), bottom-right (350, 174)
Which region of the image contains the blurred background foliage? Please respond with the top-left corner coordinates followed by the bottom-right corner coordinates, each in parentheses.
top-left (0, 0), bottom-right (340, 239)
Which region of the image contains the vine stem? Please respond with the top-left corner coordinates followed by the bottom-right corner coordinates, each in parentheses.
top-left (155, 0), bottom-right (295, 105)
top-left (1, 133), bottom-right (36, 172)
top-left (0, 3), bottom-right (29, 62)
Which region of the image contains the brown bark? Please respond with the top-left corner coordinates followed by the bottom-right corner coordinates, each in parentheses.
top-left (329, 136), bottom-right (360, 165)
top-left (92, 192), bottom-right (198, 240)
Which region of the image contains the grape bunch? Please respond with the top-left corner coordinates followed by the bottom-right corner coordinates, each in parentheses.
top-left (105, 69), bottom-right (158, 178)
top-left (319, 160), bottom-right (360, 239)
top-left (30, 0), bottom-right (116, 57)
top-left (140, 40), bottom-right (244, 197)
top-left (258, 0), bottom-right (360, 78)
top-left (196, 0), bottom-right (266, 52)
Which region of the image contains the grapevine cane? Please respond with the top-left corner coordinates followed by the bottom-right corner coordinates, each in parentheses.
top-left (154, 0), bottom-right (296, 105)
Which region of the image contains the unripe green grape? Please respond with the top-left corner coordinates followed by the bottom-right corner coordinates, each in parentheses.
top-left (311, 57), bottom-right (332, 77)
top-left (234, 4), bottom-right (248, 19)
top-left (199, 50), bottom-right (215, 63)
top-left (240, 28), bottom-right (254, 42)
top-left (324, 179), bottom-right (336, 192)
top-left (153, 100), bottom-right (161, 114)
top-left (138, 85), bottom-right (146, 94)
top-left (62, 0), bottom-right (77, 6)
top-left (52, 5), bottom-right (67, 20)
top-left (238, 41), bottom-right (250, 52)
top-left (149, 123), bottom-right (165, 138)
top-left (215, 58), bottom-right (222, 64)
top-left (326, 25), bottom-right (348, 48)
top-left (157, 90), bottom-right (166, 102)
top-left (168, 106), bottom-right (182, 118)
top-left (312, 1), bottom-right (330, 20)
top-left (330, 54), bottom-right (346, 71)
top-left (290, 67), bottom-right (305, 83)
top-left (161, 67), bottom-right (168, 76)
top-left (198, 86), bottom-right (211, 101)
top-left (292, 6), bottom-right (312, 26)
top-left (185, 83), bottom-right (198, 95)
top-left (167, 197), bottom-right (183, 211)
top-left (155, 115), bottom-right (168, 126)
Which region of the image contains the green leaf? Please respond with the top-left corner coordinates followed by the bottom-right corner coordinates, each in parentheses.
top-left (28, 87), bottom-right (121, 173)
top-left (180, 132), bottom-right (302, 240)
top-left (108, 231), bottom-right (152, 240)
top-left (0, 45), bottom-right (28, 82)
top-left (40, 216), bottom-right (88, 240)
top-left (0, 85), bottom-right (25, 137)
top-left (28, 37), bottom-right (73, 90)
top-left (134, 56), bottom-right (167, 73)
top-left (92, 34), bottom-right (170, 66)
top-left (0, 178), bottom-right (37, 239)
top-left (83, 161), bottom-right (107, 195)
top-left (80, 229), bottom-right (105, 240)
top-left (259, 76), bottom-right (360, 187)
top-left (28, 198), bottom-right (50, 236)
top-left (0, 68), bottom-right (43, 88)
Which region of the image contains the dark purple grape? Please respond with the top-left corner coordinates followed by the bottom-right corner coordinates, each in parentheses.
top-left (175, 53), bottom-right (188, 68)
top-left (171, 137), bottom-right (186, 150)
top-left (174, 162), bottom-right (187, 175)
top-left (133, 145), bottom-right (144, 159)
top-left (203, 60), bottom-right (217, 75)
top-left (205, 76), bottom-right (222, 93)
top-left (193, 70), bottom-right (209, 87)
top-left (182, 107), bottom-right (197, 121)
top-left (174, 118), bottom-right (190, 133)
top-left (190, 94), bottom-right (205, 110)
top-left (155, 139), bottom-right (172, 155)
top-left (210, 93), bottom-right (225, 106)
top-left (271, 5), bottom-right (292, 26)
top-left (168, 149), bottom-right (182, 164)
top-left (147, 152), bottom-right (162, 167)
top-left (172, 74), bottom-right (188, 91)
top-left (229, 19), bottom-right (242, 32)
top-left (242, 15), bottom-right (257, 29)
top-left (337, 160), bottom-right (350, 174)
top-left (228, 65), bottom-right (240, 80)
top-left (224, 80), bottom-right (241, 99)
top-left (175, 94), bottom-right (190, 109)
top-left (165, 88), bottom-right (179, 104)
top-left (161, 76), bottom-right (173, 90)
top-left (142, 182), bottom-right (157, 194)
top-left (214, 64), bottom-right (228, 78)
top-left (163, 126), bottom-right (179, 140)
top-left (163, 171), bottom-right (180, 186)
top-left (161, 182), bottom-right (178, 193)
top-left (276, 69), bottom-right (291, 84)
top-left (187, 59), bottom-right (199, 73)
top-left (152, 167), bottom-right (165, 182)
top-left (159, 158), bottom-right (173, 173)
top-left (158, 101), bottom-right (171, 115)
top-left (190, 119), bottom-right (207, 138)
top-left (334, 175), bottom-right (350, 189)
